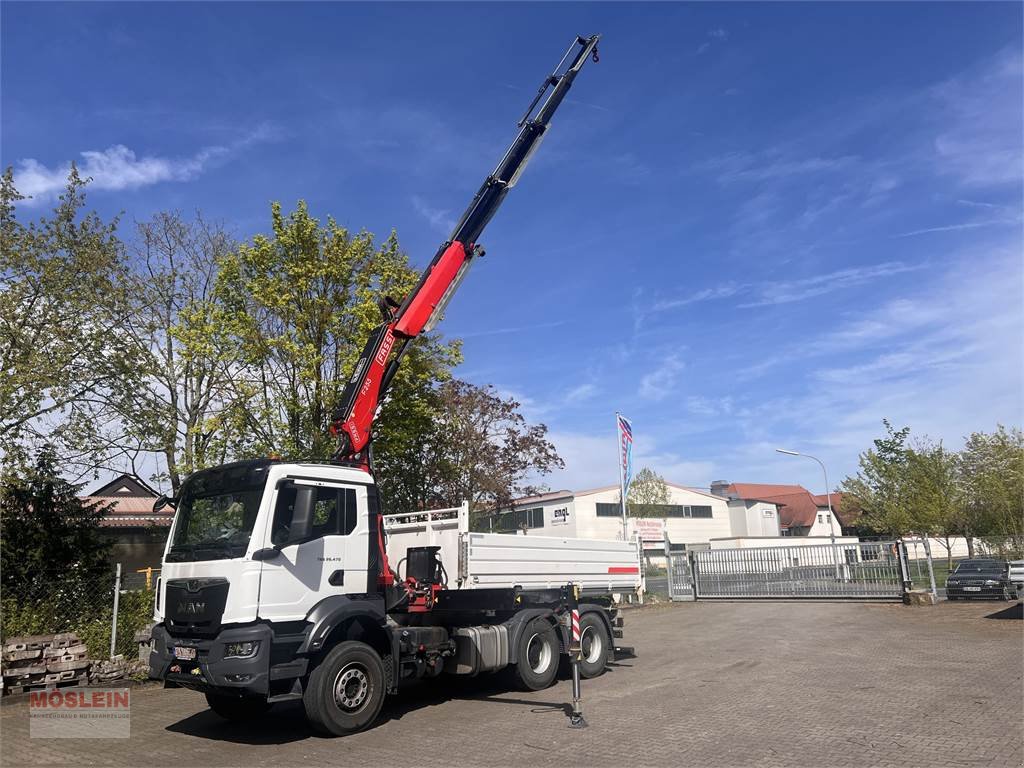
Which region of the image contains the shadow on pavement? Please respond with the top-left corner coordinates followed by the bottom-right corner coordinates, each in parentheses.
top-left (165, 702), bottom-right (314, 744)
top-left (165, 668), bottom-right (599, 742)
top-left (984, 602), bottom-right (1023, 620)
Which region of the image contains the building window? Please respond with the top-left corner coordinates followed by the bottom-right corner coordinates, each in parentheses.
top-left (496, 507), bottom-right (544, 531)
top-left (826, 513), bottom-right (831, 523)
top-left (597, 502), bottom-right (715, 519)
top-left (817, 513), bottom-right (823, 524)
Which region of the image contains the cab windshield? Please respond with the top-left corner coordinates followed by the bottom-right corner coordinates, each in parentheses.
top-left (166, 462), bottom-right (273, 562)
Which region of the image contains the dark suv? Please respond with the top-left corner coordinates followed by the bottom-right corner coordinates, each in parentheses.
top-left (946, 559), bottom-right (1010, 600)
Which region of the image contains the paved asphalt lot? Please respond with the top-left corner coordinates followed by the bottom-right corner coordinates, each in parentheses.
top-left (2, 600), bottom-right (1021, 768)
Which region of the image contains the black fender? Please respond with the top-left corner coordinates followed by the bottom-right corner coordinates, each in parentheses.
top-left (502, 608), bottom-right (558, 661)
top-left (298, 594), bottom-right (388, 655)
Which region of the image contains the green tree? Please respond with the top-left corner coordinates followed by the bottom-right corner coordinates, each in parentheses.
top-left (840, 419), bottom-right (914, 535)
top-left (0, 168), bottom-right (137, 471)
top-left (204, 200), bottom-right (460, 461)
top-left (112, 212), bottom-right (239, 493)
top-left (958, 425), bottom-right (1024, 554)
top-left (626, 467), bottom-right (671, 517)
top-left (904, 439), bottom-right (962, 568)
top-left (394, 380), bottom-right (563, 528)
top-left (0, 446), bottom-right (112, 595)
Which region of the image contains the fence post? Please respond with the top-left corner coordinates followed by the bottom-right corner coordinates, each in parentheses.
top-left (921, 536), bottom-right (938, 597)
top-left (896, 541), bottom-right (912, 597)
top-left (110, 563), bottom-right (122, 660)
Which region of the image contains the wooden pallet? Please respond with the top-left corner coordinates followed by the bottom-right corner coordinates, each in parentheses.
top-left (3, 676), bottom-right (87, 696)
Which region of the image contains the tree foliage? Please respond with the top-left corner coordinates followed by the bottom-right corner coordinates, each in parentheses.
top-left (0, 446), bottom-right (112, 594)
top-left (376, 380), bottom-right (563, 525)
top-left (205, 200), bottom-right (461, 461)
top-left (841, 421), bottom-right (1023, 550)
top-left (626, 466), bottom-right (671, 517)
top-left (111, 212), bottom-right (238, 493)
top-left (0, 167), bottom-right (137, 470)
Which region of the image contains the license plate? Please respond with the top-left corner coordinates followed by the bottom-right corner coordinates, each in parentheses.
top-left (173, 645), bottom-right (197, 660)
top-left (964, 586), bottom-right (982, 592)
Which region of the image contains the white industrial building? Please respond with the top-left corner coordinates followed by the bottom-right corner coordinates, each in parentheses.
top-left (492, 482), bottom-right (732, 547)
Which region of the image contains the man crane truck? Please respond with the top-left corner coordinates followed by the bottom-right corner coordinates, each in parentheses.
top-left (148, 34), bottom-right (630, 737)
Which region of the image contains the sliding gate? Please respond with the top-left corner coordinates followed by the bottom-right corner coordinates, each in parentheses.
top-left (692, 541), bottom-right (907, 599)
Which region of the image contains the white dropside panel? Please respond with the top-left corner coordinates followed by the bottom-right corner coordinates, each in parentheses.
top-left (384, 503), bottom-right (642, 595)
top-left (463, 532), bottom-right (642, 594)
top-left (384, 504), bottom-right (467, 583)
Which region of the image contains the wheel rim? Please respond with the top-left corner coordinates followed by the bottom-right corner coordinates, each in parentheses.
top-left (333, 662), bottom-right (370, 713)
top-left (526, 632), bottom-right (552, 674)
top-left (581, 625), bottom-right (603, 665)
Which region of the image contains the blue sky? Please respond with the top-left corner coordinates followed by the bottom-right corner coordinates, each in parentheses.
top-left (3, 2), bottom-right (1022, 495)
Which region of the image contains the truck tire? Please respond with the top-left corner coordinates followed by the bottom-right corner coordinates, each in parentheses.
top-left (577, 613), bottom-right (610, 679)
top-left (511, 617), bottom-right (559, 691)
top-left (205, 692), bottom-right (271, 721)
top-left (303, 640), bottom-right (385, 736)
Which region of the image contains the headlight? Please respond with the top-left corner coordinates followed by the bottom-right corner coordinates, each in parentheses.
top-left (223, 641), bottom-right (260, 659)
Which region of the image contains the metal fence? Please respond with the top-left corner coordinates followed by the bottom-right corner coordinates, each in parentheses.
top-left (666, 553), bottom-right (695, 601)
top-left (692, 541), bottom-right (906, 599)
top-left (0, 564), bottom-right (159, 661)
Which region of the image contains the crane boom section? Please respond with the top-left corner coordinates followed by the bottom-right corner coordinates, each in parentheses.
top-left (331, 34), bottom-right (600, 466)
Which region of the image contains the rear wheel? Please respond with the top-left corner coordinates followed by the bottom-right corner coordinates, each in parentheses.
top-left (577, 613), bottom-right (610, 679)
top-left (511, 618), bottom-right (559, 691)
top-left (303, 641), bottom-right (385, 736)
top-left (205, 692), bottom-right (271, 721)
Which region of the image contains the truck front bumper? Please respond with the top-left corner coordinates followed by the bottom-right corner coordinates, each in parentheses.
top-left (150, 623), bottom-right (280, 697)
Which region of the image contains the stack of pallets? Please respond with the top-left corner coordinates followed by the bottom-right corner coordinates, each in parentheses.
top-left (1, 633), bottom-right (89, 695)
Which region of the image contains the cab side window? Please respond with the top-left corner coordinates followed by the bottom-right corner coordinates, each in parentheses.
top-left (271, 483), bottom-right (356, 546)
top-left (312, 487), bottom-right (357, 537)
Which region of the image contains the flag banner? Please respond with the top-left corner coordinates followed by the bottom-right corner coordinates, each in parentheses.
top-left (617, 413), bottom-right (633, 499)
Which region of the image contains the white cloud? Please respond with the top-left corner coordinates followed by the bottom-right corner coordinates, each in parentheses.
top-left (737, 261), bottom-right (924, 307)
top-left (411, 195), bottom-right (456, 234)
top-left (894, 219), bottom-right (1019, 238)
top-left (12, 124), bottom-right (279, 203)
top-left (545, 429), bottom-right (717, 491)
top-left (564, 382), bottom-right (598, 405)
top-left (653, 262), bottom-right (923, 312)
top-left (639, 355), bottom-right (684, 401)
top-left (930, 48), bottom-right (1023, 187)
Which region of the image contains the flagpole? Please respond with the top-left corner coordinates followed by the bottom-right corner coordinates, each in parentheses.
top-left (616, 412), bottom-right (628, 541)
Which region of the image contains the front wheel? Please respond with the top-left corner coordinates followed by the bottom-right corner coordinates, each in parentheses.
top-left (205, 692), bottom-right (271, 721)
top-left (303, 641), bottom-right (386, 736)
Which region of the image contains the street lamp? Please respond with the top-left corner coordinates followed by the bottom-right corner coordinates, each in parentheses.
top-left (776, 448), bottom-right (841, 579)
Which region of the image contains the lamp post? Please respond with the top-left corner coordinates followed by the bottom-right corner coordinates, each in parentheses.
top-left (776, 448), bottom-right (841, 580)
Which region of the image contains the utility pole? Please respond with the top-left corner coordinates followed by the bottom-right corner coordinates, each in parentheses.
top-left (776, 449), bottom-right (842, 581)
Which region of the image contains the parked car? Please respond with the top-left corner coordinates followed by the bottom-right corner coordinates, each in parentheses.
top-left (1008, 560), bottom-right (1024, 600)
top-left (946, 559), bottom-right (1011, 600)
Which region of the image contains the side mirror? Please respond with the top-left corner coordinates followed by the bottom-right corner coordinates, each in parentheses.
top-left (153, 495), bottom-right (177, 513)
top-left (252, 547), bottom-right (281, 561)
